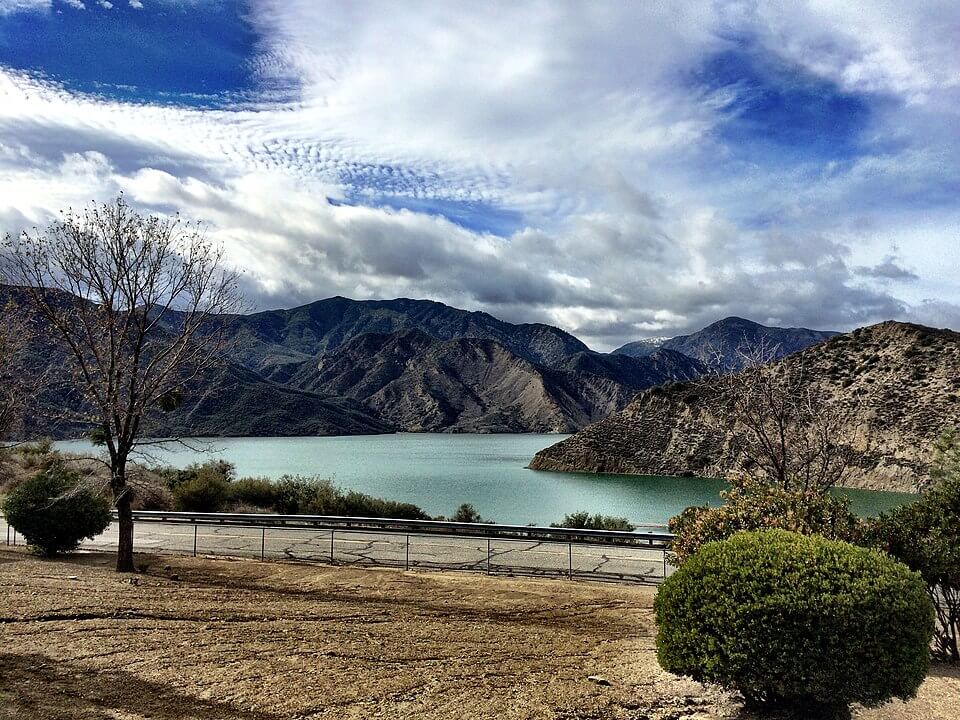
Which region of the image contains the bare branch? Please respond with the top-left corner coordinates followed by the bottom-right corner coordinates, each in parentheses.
top-left (1, 197), bottom-right (242, 571)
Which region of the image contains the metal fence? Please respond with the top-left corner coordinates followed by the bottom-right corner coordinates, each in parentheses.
top-left (4, 511), bottom-right (676, 583)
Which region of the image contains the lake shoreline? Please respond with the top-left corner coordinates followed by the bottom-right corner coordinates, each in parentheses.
top-left (51, 435), bottom-right (915, 526)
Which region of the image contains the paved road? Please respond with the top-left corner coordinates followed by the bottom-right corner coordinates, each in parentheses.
top-left (2, 517), bottom-right (672, 582)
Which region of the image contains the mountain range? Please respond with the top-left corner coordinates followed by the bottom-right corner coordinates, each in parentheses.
top-left (8, 282), bottom-right (956, 491)
top-left (2, 286), bottom-right (752, 437)
top-left (532, 321), bottom-right (960, 491)
top-left (614, 316), bottom-right (838, 371)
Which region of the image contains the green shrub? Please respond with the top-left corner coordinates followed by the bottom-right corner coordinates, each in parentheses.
top-left (272, 475), bottom-right (429, 519)
top-left (451, 503), bottom-right (484, 523)
top-left (868, 436), bottom-right (960, 662)
top-left (18, 438), bottom-right (56, 471)
top-left (273, 475), bottom-right (333, 514)
top-left (172, 472), bottom-right (231, 512)
top-left (229, 477), bottom-right (278, 510)
top-left (655, 530), bottom-right (934, 716)
top-left (2, 466), bottom-right (112, 556)
top-left (334, 490), bottom-right (429, 520)
top-left (161, 460), bottom-right (235, 491)
top-left (668, 474), bottom-right (863, 565)
top-left (131, 477), bottom-right (174, 511)
top-left (551, 511), bottom-right (635, 531)
top-left (18, 438), bottom-right (53, 457)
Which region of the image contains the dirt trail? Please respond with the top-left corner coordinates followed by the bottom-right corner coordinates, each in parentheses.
top-left (0, 548), bottom-right (956, 719)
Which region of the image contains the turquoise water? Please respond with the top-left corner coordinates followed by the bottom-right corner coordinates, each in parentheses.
top-left (54, 434), bottom-right (915, 527)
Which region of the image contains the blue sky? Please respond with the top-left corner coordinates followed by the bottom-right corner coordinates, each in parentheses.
top-left (0, 0), bottom-right (958, 348)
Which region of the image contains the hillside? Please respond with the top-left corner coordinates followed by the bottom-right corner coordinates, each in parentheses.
top-left (531, 321), bottom-right (960, 491)
top-left (2, 284), bottom-right (709, 437)
top-left (288, 329), bottom-right (704, 432)
top-left (1, 286), bottom-right (390, 439)
top-left (209, 296), bottom-right (590, 377)
top-left (615, 317), bottom-right (837, 371)
top-left (142, 364), bottom-right (392, 437)
top-left (612, 336), bottom-right (668, 358)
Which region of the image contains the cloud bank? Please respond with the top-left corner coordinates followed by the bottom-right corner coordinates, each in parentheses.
top-left (0, 1), bottom-right (957, 348)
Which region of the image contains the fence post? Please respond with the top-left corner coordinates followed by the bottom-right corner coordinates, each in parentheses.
top-left (568, 542), bottom-right (573, 580)
top-left (193, 524), bottom-right (198, 557)
top-left (261, 527), bottom-right (266, 561)
top-left (329, 528), bottom-right (335, 564)
top-left (5, 524), bottom-right (9, 546)
top-left (662, 551), bottom-right (667, 580)
top-left (486, 538), bottom-right (491, 575)
top-left (405, 534), bottom-right (410, 570)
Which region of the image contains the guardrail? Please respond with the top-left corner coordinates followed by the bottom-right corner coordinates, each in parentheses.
top-left (123, 510), bottom-right (674, 546)
top-left (4, 511), bottom-right (675, 583)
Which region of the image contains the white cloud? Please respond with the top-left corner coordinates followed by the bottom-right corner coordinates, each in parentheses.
top-left (62, 0), bottom-right (84, 9)
top-left (0, 0), bottom-right (49, 14)
top-left (128, 0), bottom-right (141, 7)
top-left (0, 2), bottom-right (958, 346)
top-left (97, 0), bottom-right (112, 8)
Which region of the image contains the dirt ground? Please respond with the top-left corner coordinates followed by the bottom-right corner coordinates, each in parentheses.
top-left (0, 548), bottom-right (957, 720)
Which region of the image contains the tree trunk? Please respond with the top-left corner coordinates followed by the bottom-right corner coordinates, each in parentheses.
top-left (113, 467), bottom-right (135, 572)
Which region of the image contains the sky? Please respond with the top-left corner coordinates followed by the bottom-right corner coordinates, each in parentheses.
top-left (0, 1), bottom-right (958, 350)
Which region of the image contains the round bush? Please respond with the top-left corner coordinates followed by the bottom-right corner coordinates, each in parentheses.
top-left (172, 472), bottom-right (231, 512)
top-left (655, 530), bottom-right (934, 714)
top-left (2, 467), bottom-right (112, 556)
top-left (229, 477), bottom-right (279, 510)
top-left (668, 475), bottom-right (863, 566)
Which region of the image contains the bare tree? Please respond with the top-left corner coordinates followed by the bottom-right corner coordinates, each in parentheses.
top-left (711, 340), bottom-right (867, 493)
top-left (2, 197), bottom-right (242, 571)
top-left (0, 303), bottom-right (22, 441)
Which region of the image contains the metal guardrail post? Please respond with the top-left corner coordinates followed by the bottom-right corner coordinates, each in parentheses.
top-left (114, 510), bottom-right (674, 583)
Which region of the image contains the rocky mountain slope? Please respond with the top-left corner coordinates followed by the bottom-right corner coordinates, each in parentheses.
top-left (614, 317), bottom-right (837, 370)
top-left (2, 284), bottom-right (706, 437)
top-left (142, 364), bottom-right (393, 437)
top-left (206, 296), bottom-right (590, 379)
top-left (611, 337), bottom-right (668, 358)
top-left (531, 321), bottom-right (960, 491)
top-left (286, 329), bottom-right (705, 432)
top-left (1, 286), bottom-right (389, 439)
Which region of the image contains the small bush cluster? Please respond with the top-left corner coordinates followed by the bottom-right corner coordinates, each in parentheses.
top-left (159, 461), bottom-right (430, 520)
top-left (448, 503), bottom-right (486, 523)
top-left (868, 433), bottom-right (960, 662)
top-left (655, 530), bottom-right (934, 717)
top-left (668, 474), bottom-right (863, 565)
top-left (2, 465), bottom-right (112, 556)
top-left (551, 511), bottom-right (635, 531)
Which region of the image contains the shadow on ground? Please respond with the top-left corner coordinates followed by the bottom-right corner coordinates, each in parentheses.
top-left (0, 652), bottom-right (282, 720)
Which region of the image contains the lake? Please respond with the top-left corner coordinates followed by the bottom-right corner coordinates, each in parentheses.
top-left (54, 434), bottom-right (915, 527)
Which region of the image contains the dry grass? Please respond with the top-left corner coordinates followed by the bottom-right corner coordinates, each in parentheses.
top-left (1, 548), bottom-right (958, 719)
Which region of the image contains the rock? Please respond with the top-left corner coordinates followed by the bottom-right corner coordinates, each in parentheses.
top-left (531, 321), bottom-right (960, 493)
top-left (169, 574), bottom-right (180, 581)
top-left (587, 675), bottom-right (612, 686)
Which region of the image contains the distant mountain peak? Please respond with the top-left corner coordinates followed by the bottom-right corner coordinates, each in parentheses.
top-left (614, 315), bottom-right (838, 371)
